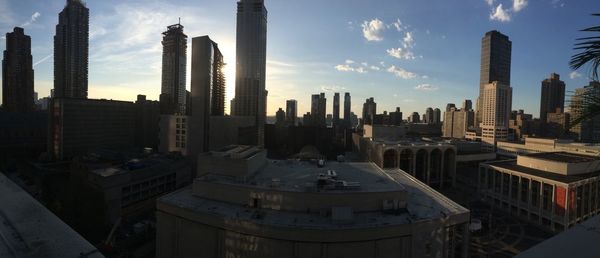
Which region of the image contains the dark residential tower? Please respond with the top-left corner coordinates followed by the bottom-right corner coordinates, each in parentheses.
top-left (540, 73), bottom-right (565, 122)
top-left (311, 93), bottom-right (326, 127)
top-left (54, 0), bottom-right (89, 99)
top-left (344, 92), bottom-right (351, 127)
top-left (333, 92), bottom-right (340, 126)
top-left (285, 99), bottom-right (297, 126)
top-left (189, 35), bottom-right (225, 158)
top-left (476, 30), bottom-right (512, 125)
top-left (160, 23), bottom-right (187, 115)
top-left (232, 0), bottom-right (268, 146)
top-left (362, 97), bottom-right (376, 125)
top-left (2, 27), bottom-right (34, 112)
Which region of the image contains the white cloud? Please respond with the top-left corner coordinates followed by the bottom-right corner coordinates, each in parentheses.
top-left (570, 71), bottom-right (582, 79)
top-left (355, 67), bottom-right (368, 73)
top-left (267, 60), bottom-right (295, 67)
top-left (402, 32), bottom-right (414, 48)
top-left (361, 62), bottom-right (368, 67)
top-left (361, 18), bottom-right (385, 41)
top-left (321, 85), bottom-right (346, 92)
top-left (415, 84), bottom-right (439, 91)
top-left (370, 65), bottom-right (380, 71)
top-left (335, 64), bottom-right (354, 72)
top-left (21, 11), bottom-right (41, 27)
top-left (391, 19), bottom-right (403, 32)
top-left (490, 4), bottom-right (511, 22)
top-left (485, 0), bottom-right (495, 6)
top-left (512, 0), bottom-right (528, 12)
top-left (387, 47), bottom-right (415, 60)
top-left (387, 65), bottom-right (416, 79)
top-left (345, 59), bottom-right (355, 64)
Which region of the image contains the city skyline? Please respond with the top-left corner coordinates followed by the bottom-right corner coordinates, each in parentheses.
top-left (0, 0), bottom-right (597, 117)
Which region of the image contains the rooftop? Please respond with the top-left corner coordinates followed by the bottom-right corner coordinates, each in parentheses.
top-left (525, 152), bottom-right (596, 163)
top-left (0, 172), bottom-right (103, 258)
top-left (486, 160), bottom-right (600, 184)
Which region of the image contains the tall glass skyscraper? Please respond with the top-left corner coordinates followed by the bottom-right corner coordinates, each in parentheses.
top-left (54, 0), bottom-right (89, 99)
top-left (233, 0), bottom-right (268, 145)
top-left (160, 23), bottom-right (187, 115)
top-left (344, 92), bottom-right (351, 127)
top-left (476, 30), bottom-right (511, 126)
top-left (333, 92), bottom-right (340, 126)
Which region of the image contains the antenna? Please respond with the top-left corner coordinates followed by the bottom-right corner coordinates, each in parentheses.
top-left (178, 17), bottom-right (181, 25)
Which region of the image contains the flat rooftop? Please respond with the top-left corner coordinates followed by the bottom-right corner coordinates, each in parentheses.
top-left (206, 160), bottom-right (405, 193)
top-left (488, 160), bottom-right (600, 184)
top-left (0, 172), bottom-right (103, 258)
top-left (160, 165), bottom-right (468, 229)
top-left (525, 152), bottom-right (596, 163)
top-left (516, 214), bottom-right (600, 258)
top-left (211, 145), bottom-right (262, 160)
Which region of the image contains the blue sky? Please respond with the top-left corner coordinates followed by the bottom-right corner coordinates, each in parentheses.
top-left (0, 0), bottom-right (598, 118)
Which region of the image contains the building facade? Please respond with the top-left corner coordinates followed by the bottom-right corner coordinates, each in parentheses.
top-left (48, 98), bottom-right (136, 160)
top-left (159, 114), bottom-right (188, 155)
top-left (443, 107), bottom-right (474, 139)
top-left (344, 92), bottom-right (351, 127)
top-left (285, 99), bottom-right (297, 126)
top-left (476, 30), bottom-right (512, 126)
top-left (333, 92), bottom-right (340, 126)
top-left (232, 0), bottom-right (268, 146)
top-left (156, 145), bottom-right (469, 258)
top-left (2, 27), bottom-right (34, 112)
top-left (188, 35), bottom-right (225, 159)
top-left (570, 81), bottom-right (600, 143)
top-left (134, 94), bottom-right (160, 150)
top-left (54, 0), bottom-right (89, 99)
top-left (478, 152), bottom-right (600, 232)
top-left (540, 73), bottom-right (566, 123)
top-left (160, 23), bottom-right (187, 115)
top-left (362, 97), bottom-right (376, 125)
top-left (311, 93), bottom-right (326, 127)
top-left (481, 82), bottom-right (512, 150)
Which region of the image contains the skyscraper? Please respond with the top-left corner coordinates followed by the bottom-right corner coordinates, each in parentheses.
top-left (310, 93), bottom-right (326, 127)
top-left (433, 108), bottom-right (441, 124)
top-left (425, 107), bottom-right (434, 124)
top-left (2, 27), bottom-right (34, 112)
top-left (54, 0), bottom-right (89, 99)
top-left (233, 0), bottom-right (268, 145)
top-left (362, 97), bottom-right (376, 125)
top-left (188, 36), bottom-right (225, 158)
top-left (462, 100), bottom-right (472, 111)
top-left (160, 23), bottom-right (187, 115)
top-left (476, 30), bottom-right (512, 126)
top-left (275, 108), bottom-right (285, 126)
top-left (570, 81), bottom-right (600, 143)
top-left (285, 99), bottom-right (297, 126)
top-left (481, 82), bottom-right (512, 149)
top-left (540, 73), bottom-right (565, 122)
top-left (344, 92), bottom-right (351, 127)
top-left (333, 92), bottom-right (340, 126)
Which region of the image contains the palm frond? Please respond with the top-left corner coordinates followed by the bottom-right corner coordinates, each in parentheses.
top-left (570, 14), bottom-right (600, 81)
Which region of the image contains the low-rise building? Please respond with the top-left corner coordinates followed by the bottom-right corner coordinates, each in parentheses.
top-left (156, 145), bottom-right (470, 258)
top-left (478, 152), bottom-right (600, 232)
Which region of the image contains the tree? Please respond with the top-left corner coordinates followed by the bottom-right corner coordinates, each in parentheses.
top-left (568, 14), bottom-right (600, 129)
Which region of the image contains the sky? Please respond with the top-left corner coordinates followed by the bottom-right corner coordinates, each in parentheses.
top-left (0, 0), bottom-right (598, 119)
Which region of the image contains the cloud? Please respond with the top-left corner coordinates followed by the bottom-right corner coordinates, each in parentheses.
top-left (415, 84), bottom-right (439, 91)
top-left (387, 65), bottom-right (416, 79)
top-left (334, 64), bottom-right (367, 73)
top-left (391, 19), bottom-right (404, 32)
top-left (33, 54), bottom-right (53, 67)
top-left (361, 18), bottom-right (385, 41)
top-left (387, 47), bottom-right (415, 60)
top-left (267, 60), bottom-right (295, 67)
top-left (569, 71), bottom-right (582, 79)
top-left (485, 0), bottom-right (495, 6)
top-left (345, 59), bottom-right (355, 64)
top-left (21, 11), bottom-right (41, 27)
top-left (320, 85), bottom-right (346, 92)
top-left (402, 32), bottom-right (414, 48)
top-left (512, 0), bottom-right (527, 12)
top-left (490, 4), bottom-right (511, 22)
top-left (370, 65), bottom-right (380, 71)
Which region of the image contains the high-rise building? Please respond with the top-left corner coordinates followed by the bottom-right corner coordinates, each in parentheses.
top-left (410, 112), bottom-right (420, 123)
top-left (310, 93), bottom-right (326, 127)
top-left (188, 36), bottom-right (225, 158)
top-left (462, 100), bottom-right (472, 111)
top-left (390, 107), bottom-right (403, 125)
top-left (2, 27), bottom-right (34, 112)
top-left (160, 23), bottom-right (187, 115)
top-left (232, 0), bottom-right (268, 146)
top-left (275, 108), bottom-right (285, 126)
top-left (481, 82), bottom-right (512, 149)
top-left (570, 81), bottom-right (600, 143)
top-left (433, 108), bottom-right (441, 124)
top-left (443, 106), bottom-right (475, 139)
top-left (540, 73), bottom-right (565, 122)
top-left (446, 103), bottom-right (456, 112)
top-left (135, 94), bottom-right (160, 150)
top-left (285, 99), bottom-right (297, 126)
top-left (343, 92), bottom-right (351, 127)
top-left (361, 97), bottom-right (376, 125)
top-left (54, 0), bottom-right (89, 99)
top-left (476, 30), bottom-right (512, 126)
top-left (333, 92), bottom-right (340, 126)
top-left (425, 107), bottom-right (434, 124)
